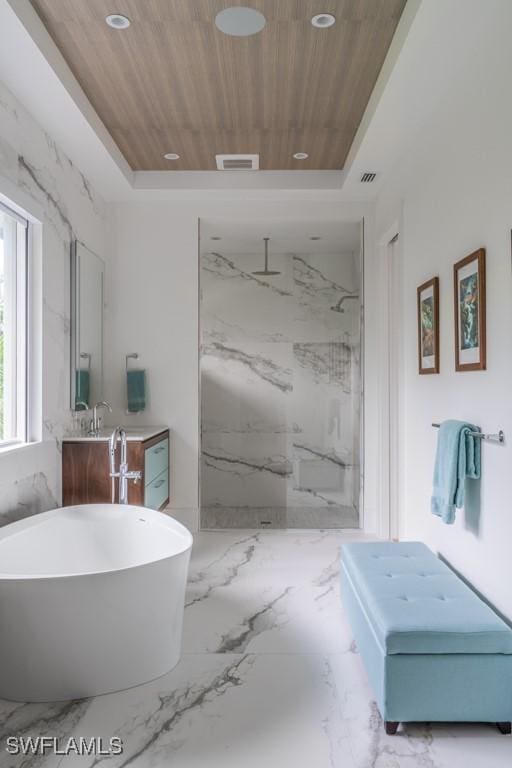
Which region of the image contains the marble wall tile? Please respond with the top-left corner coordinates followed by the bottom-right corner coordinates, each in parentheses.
top-left (201, 433), bottom-right (292, 508)
top-left (200, 245), bottom-right (362, 528)
top-left (0, 80), bottom-right (106, 524)
top-left (293, 254), bottom-right (360, 343)
top-left (201, 250), bottom-right (294, 343)
top-left (201, 341), bottom-right (293, 434)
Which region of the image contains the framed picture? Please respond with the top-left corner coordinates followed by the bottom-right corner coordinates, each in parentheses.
top-left (453, 248), bottom-right (486, 371)
top-left (417, 277), bottom-right (439, 374)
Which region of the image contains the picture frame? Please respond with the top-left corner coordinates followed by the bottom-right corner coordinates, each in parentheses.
top-left (417, 276), bottom-right (439, 374)
top-left (453, 248), bottom-right (486, 371)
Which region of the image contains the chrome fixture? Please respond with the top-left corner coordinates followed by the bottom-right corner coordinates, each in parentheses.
top-left (90, 401), bottom-right (112, 436)
top-left (330, 294), bottom-right (359, 313)
top-left (126, 352), bottom-right (140, 372)
top-left (109, 427), bottom-right (142, 504)
top-left (252, 238), bottom-right (282, 276)
top-left (432, 423), bottom-right (505, 444)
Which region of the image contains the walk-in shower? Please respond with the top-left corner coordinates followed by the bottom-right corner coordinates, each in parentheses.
top-left (199, 220), bottom-right (363, 529)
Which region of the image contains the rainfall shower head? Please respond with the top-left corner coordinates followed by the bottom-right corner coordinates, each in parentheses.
top-left (330, 294), bottom-right (359, 313)
top-left (252, 237), bottom-right (282, 276)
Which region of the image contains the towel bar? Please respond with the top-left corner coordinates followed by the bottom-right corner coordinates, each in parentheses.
top-left (432, 423), bottom-right (505, 444)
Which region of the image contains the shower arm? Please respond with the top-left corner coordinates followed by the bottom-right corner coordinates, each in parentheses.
top-left (331, 294), bottom-right (359, 312)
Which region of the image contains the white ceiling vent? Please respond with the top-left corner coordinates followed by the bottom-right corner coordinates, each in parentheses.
top-left (360, 171), bottom-right (377, 183)
top-left (216, 154), bottom-right (259, 170)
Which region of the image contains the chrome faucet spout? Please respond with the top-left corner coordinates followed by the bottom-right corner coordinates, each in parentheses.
top-left (90, 401), bottom-right (112, 436)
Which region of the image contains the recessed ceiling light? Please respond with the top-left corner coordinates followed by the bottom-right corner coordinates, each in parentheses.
top-left (211, 236), bottom-right (222, 241)
top-left (163, 153), bottom-right (180, 160)
top-left (293, 152), bottom-right (309, 160)
top-left (311, 13), bottom-right (336, 29)
top-left (106, 14), bottom-right (131, 29)
top-left (215, 6), bottom-right (266, 37)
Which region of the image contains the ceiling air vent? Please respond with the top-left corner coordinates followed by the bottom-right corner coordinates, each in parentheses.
top-left (360, 171), bottom-right (377, 183)
top-left (216, 154), bottom-right (259, 170)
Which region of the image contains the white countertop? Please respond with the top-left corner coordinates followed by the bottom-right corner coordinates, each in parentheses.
top-left (62, 426), bottom-right (169, 443)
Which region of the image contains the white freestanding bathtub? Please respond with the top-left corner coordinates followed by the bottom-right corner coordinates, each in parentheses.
top-left (0, 504), bottom-right (192, 702)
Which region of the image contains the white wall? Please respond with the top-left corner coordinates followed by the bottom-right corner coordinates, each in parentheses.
top-left (0, 79), bottom-right (106, 523)
top-left (374, 0), bottom-right (512, 619)
top-left (105, 199), bottom-right (377, 532)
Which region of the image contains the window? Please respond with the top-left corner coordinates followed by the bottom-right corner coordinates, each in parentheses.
top-left (0, 200), bottom-right (28, 446)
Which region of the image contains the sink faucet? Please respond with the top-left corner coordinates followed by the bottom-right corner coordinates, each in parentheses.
top-left (108, 427), bottom-right (142, 504)
top-left (90, 401), bottom-right (112, 436)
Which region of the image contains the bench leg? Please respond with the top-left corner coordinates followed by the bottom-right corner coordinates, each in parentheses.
top-left (385, 721), bottom-right (399, 735)
top-left (497, 722), bottom-right (511, 735)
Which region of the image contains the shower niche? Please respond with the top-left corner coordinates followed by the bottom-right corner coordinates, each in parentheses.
top-left (199, 219), bottom-right (363, 529)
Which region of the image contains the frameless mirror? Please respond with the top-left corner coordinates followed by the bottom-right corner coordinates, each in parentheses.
top-left (70, 241), bottom-right (105, 411)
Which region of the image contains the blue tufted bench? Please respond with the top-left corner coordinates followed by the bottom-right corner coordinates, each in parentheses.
top-left (340, 541), bottom-right (512, 734)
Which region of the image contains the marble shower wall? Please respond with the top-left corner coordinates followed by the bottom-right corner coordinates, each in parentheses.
top-left (0, 80), bottom-right (106, 524)
top-left (200, 245), bottom-right (361, 528)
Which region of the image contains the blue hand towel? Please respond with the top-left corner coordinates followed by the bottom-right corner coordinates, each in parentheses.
top-left (431, 420), bottom-right (481, 524)
top-left (127, 369), bottom-right (146, 413)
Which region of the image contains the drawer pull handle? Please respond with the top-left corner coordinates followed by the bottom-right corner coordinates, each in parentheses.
top-left (154, 479), bottom-right (166, 488)
top-left (154, 446), bottom-right (165, 454)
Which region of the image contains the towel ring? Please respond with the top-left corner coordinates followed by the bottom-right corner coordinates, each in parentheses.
top-left (126, 353), bottom-right (139, 372)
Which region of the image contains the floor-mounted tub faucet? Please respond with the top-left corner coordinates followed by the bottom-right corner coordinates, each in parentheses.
top-left (109, 427), bottom-right (142, 504)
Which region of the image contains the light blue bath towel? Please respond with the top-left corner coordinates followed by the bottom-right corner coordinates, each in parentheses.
top-left (431, 420), bottom-right (481, 524)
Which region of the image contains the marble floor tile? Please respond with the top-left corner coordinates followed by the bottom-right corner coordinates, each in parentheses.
top-left (0, 530), bottom-right (509, 768)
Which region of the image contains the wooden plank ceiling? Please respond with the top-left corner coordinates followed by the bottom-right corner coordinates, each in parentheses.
top-left (32, 0), bottom-right (406, 171)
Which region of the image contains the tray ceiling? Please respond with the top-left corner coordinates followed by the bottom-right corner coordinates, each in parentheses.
top-left (32, 0), bottom-right (406, 172)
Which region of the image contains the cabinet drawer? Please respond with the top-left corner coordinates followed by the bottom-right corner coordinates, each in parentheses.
top-left (144, 470), bottom-right (168, 510)
top-left (144, 438), bottom-right (169, 486)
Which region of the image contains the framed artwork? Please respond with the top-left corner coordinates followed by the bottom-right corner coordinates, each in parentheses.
top-left (453, 248), bottom-right (486, 371)
top-left (417, 276), bottom-right (439, 374)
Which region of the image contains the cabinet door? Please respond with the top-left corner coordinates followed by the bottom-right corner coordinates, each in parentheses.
top-left (144, 438), bottom-right (169, 486)
top-left (144, 470), bottom-right (169, 510)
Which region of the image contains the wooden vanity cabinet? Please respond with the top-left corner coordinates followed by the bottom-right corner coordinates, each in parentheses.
top-left (62, 429), bottom-right (170, 510)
